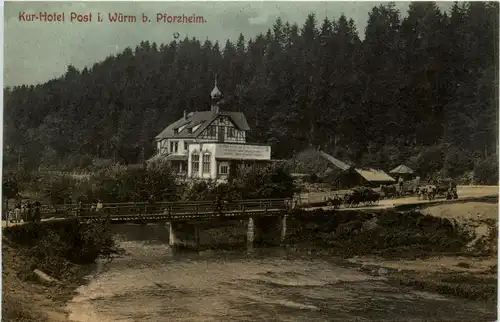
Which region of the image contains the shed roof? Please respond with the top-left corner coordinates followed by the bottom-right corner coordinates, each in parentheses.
top-left (355, 168), bottom-right (396, 182)
top-left (390, 164), bottom-right (415, 174)
top-left (319, 151), bottom-right (351, 171)
top-left (155, 111), bottom-right (250, 140)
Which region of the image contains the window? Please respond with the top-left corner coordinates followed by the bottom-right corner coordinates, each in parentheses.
top-left (202, 154), bottom-right (211, 173)
top-left (184, 142), bottom-right (189, 151)
top-left (178, 124), bottom-right (188, 133)
top-left (187, 128), bottom-right (192, 134)
top-left (170, 141), bottom-right (178, 153)
top-left (227, 127), bottom-right (236, 138)
top-left (173, 128), bottom-right (178, 135)
top-left (219, 164), bottom-right (229, 175)
top-left (207, 125), bottom-right (216, 137)
top-left (191, 154), bottom-right (199, 175)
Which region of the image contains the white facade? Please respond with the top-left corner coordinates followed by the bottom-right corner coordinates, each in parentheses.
top-left (187, 143), bottom-right (271, 180)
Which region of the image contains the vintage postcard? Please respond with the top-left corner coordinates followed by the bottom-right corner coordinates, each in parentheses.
top-left (2, 1), bottom-right (498, 321)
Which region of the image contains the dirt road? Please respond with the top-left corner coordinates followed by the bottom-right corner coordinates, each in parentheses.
top-left (299, 185), bottom-right (497, 205)
top-left (303, 185), bottom-right (498, 212)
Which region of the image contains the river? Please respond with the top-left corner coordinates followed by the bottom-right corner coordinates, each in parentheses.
top-left (66, 224), bottom-right (495, 322)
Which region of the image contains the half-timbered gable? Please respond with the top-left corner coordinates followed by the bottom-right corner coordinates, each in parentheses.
top-left (198, 114), bottom-right (246, 143)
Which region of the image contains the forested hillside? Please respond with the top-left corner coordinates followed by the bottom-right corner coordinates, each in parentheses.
top-left (4, 2), bottom-right (498, 180)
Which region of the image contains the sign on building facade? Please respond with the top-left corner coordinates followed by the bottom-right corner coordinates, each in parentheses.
top-left (214, 144), bottom-right (271, 160)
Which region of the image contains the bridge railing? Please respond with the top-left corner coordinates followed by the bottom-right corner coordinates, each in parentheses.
top-left (42, 198), bottom-right (292, 218)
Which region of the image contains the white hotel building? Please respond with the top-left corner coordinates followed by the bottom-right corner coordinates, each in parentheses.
top-left (148, 80), bottom-right (272, 181)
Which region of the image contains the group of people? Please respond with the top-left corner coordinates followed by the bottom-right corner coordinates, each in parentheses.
top-left (7, 201), bottom-right (41, 224)
top-left (75, 200), bottom-right (103, 216)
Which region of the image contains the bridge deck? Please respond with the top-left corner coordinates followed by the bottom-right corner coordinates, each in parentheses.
top-left (39, 198), bottom-right (292, 223)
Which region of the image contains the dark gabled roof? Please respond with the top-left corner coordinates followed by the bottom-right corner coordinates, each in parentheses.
top-left (155, 111), bottom-right (250, 140)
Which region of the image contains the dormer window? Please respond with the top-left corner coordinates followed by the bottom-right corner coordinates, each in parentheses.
top-left (173, 128), bottom-right (178, 135)
top-left (178, 123), bottom-right (189, 133)
top-left (187, 128), bottom-right (192, 134)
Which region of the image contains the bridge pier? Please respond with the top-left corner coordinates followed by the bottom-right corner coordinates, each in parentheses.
top-left (281, 214), bottom-right (287, 243)
top-left (168, 222), bottom-right (200, 250)
top-left (246, 214), bottom-right (287, 249)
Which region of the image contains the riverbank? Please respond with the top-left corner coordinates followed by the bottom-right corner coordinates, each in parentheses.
top-left (2, 220), bottom-right (117, 321)
top-left (2, 241), bottom-right (88, 321)
top-left (285, 200), bottom-right (498, 302)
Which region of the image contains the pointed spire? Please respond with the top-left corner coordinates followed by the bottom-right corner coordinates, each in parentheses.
top-left (210, 73), bottom-right (222, 114)
top-left (211, 73), bottom-right (222, 99)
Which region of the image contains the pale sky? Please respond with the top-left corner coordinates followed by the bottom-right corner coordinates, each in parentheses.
top-left (4, 1), bottom-right (452, 87)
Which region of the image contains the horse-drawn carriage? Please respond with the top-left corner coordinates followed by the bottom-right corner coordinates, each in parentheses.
top-left (417, 178), bottom-right (458, 200)
top-left (380, 184), bottom-right (398, 199)
top-left (343, 187), bottom-right (381, 208)
top-left (325, 195), bottom-right (343, 209)
top-left (380, 177), bottom-right (421, 199)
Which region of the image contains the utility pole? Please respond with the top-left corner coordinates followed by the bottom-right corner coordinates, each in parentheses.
top-left (17, 147), bottom-right (21, 171)
top-left (141, 146), bottom-right (146, 168)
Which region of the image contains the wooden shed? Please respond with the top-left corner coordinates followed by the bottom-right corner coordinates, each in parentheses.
top-left (333, 167), bottom-right (396, 190)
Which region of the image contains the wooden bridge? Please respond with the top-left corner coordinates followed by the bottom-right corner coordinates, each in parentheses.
top-left (40, 198), bottom-right (294, 224)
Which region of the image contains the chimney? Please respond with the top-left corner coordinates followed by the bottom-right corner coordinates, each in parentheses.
top-left (183, 110), bottom-right (187, 119)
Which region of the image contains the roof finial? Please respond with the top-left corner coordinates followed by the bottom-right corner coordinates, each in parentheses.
top-left (210, 73), bottom-right (222, 99)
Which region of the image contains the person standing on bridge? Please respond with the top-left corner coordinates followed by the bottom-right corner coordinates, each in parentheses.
top-left (7, 208), bottom-right (14, 225)
top-left (20, 204), bottom-right (26, 223)
top-left (398, 177), bottom-right (404, 196)
top-left (77, 201), bottom-right (83, 217)
top-left (26, 201), bottom-right (32, 222)
top-left (96, 200), bottom-right (103, 212)
top-left (13, 203), bottom-right (21, 223)
top-left (33, 201), bottom-right (41, 223)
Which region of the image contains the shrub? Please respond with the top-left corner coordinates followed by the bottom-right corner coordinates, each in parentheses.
top-left (88, 163), bottom-right (179, 203)
top-left (40, 174), bottom-right (76, 205)
top-left (143, 162), bottom-right (179, 201)
top-left (181, 180), bottom-right (217, 201)
top-left (180, 165), bottom-right (298, 201)
top-left (232, 164), bottom-right (298, 199)
top-left (4, 220), bottom-right (116, 278)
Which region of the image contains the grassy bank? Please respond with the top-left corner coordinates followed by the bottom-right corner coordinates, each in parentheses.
top-left (285, 202), bottom-right (498, 302)
top-left (2, 220), bottom-right (117, 321)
